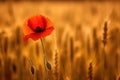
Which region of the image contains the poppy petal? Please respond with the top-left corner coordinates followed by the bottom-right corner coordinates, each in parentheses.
top-left (28, 15), bottom-right (46, 30)
top-left (23, 21), bottom-right (34, 35)
top-left (23, 27), bottom-right (54, 43)
top-left (45, 17), bottom-right (54, 29)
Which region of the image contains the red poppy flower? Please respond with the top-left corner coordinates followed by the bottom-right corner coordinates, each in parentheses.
top-left (23, 15), bottom-right (54, 43)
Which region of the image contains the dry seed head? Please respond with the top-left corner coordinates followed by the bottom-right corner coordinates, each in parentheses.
top-left (102, 21), bottom-right (108, 46)
top-left (54, 50), bottom-right (58, 71)
top-left (88, 62), bottom-right (93, 80)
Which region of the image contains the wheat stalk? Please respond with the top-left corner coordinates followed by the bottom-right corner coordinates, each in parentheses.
top-left (102, 21), bottom-right (108, 80)
top-left (54, 50), bottom-right (59, 80)
top-left (70, 37), bottom-right (74, 63)
top-left (88, 62), bottom-right (93, 80)
top-left (3, 37), bottom-right (8, 55)
top-left (103, 21), bottom-right (107, 47)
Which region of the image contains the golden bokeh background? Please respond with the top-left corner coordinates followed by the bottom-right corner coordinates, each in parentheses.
top-left (0, 1), bottom-right (120, 80)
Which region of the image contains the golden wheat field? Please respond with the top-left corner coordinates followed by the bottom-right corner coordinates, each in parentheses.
top-left (0, 1), bottom-right (120, 80)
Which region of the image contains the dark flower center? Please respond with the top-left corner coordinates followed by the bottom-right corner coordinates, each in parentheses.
top-left (35, 26), bottom-right (44, 33)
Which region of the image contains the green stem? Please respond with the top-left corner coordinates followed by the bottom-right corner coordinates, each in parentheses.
top-left (40, 38), bottom-right (49, 80)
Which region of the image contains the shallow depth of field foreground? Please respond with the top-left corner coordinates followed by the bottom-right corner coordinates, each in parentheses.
top-left (0, 1), bottom-right (120, 80)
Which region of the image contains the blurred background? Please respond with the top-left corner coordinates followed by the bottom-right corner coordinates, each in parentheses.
top-left (0, 0), bottom-right (120, 80)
